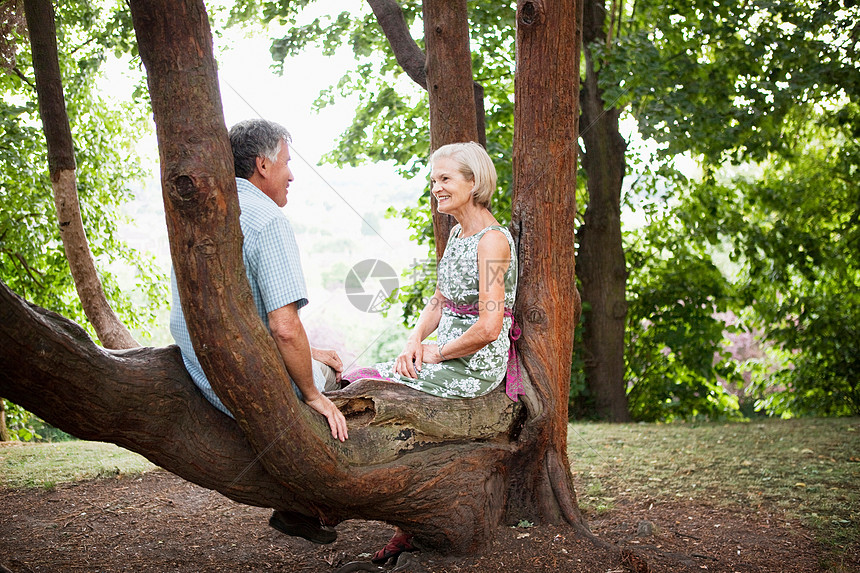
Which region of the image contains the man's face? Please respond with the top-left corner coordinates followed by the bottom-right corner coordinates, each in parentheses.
top-left (261, 142), bottom-right (293, 208)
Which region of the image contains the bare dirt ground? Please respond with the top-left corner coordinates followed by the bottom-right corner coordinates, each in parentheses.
top-left (1, 469), bottom-right (854, 573)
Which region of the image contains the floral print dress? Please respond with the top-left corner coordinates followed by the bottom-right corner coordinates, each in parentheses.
top-left (374, 224), bottom-right (518, 398)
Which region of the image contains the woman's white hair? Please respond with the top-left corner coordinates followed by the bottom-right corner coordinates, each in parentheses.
top-left (430, 142), bottom-right (497, 208)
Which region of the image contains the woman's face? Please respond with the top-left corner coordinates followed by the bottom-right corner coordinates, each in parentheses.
top-left (430, 157), bottom-right (474, 216)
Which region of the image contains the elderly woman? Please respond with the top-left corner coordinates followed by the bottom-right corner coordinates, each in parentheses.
top-left (343, 141), bottom-right (520, 563)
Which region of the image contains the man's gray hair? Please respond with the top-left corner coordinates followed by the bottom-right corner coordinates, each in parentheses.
top-left (229, 119), bottom-right (292, 179)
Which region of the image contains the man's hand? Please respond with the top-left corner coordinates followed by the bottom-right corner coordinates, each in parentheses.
top-left (304, 393), bottom-right (349, 442)
top-left (311, 347), bottom-right (343, 382)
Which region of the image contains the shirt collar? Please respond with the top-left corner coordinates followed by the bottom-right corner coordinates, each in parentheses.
top-left (235, 177), bottom-right (275, 206)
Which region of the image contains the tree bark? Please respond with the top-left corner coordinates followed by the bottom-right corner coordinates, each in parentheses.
top-left (576, 0), bottom-right (631, 422)
top-left (23, 0), bottom-right (138, 350)
top-left (422, 0), bottom-right (480, 260)
top-left (508, 0), bottom-right (588, 527)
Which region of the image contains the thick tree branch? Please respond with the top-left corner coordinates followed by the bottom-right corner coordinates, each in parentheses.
top-left (0, 281), bottom-right (297, 509)
top-left (23, 0), bottom-right (138, 350)
top-left (366, 0), bottom-right (426, 88)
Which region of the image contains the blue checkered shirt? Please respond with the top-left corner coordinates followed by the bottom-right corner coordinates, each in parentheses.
top-left (170, 177), bottom-right (311, 416)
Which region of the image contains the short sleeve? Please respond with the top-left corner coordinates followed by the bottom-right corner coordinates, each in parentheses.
top-left (245, 216), bottom-right (308, 314)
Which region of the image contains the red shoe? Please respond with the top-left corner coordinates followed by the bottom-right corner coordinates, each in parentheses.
top-left (371, 533), bottom-right (415, 564)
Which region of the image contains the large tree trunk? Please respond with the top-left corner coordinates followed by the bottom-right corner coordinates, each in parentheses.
top-left (508, 0), bottom-right (588, 525)
top-left (23, 0), bottom-right (137, 350)
top-left (576, 0), bottom-right (631, 422)
top-left (0, 0), bottom-right (623, 561)
top-left (368, 0), bottom-right (487, 257)
top-left (422, 0), bottom-right (479, 259)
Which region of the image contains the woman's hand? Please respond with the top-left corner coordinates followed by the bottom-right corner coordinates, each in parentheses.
top-left (392, 287), bottom-right (445, 378)
top-left (422, 343), bottom-right (444, 364)
top-left (394, 338), bottom-right (424, 378)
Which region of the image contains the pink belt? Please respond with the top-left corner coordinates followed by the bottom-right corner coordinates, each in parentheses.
top-left (442, 299), bottom-right (524, 402)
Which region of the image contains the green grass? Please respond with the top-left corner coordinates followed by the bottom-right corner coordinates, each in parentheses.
top-left (0, 440), bottom-right (156, 489)
top-left (568, 417), bottom-right (860, 553)
top-left (2, 418), bottom-right (857, 557)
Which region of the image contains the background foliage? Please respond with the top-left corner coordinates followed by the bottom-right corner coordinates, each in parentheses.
top-left (0, 1), bottom-right (166, 441)
top-left (0, 1), bottom-right (165, 341)
top-left (677, 105), bottom-right (860, 417)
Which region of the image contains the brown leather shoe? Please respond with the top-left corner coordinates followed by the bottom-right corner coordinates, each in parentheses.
top-left (268, 510), bottom-right (337, 544)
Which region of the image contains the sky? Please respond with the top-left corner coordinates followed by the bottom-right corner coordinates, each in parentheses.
top-left (110, 2), bottom-right (427, 365)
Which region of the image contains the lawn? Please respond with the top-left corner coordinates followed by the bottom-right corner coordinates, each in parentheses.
top-left (568, 417), bottom-right (860, 554)
top-left (0, 440), bottom-right (156, 489)
top-left (3, 417), bottom-right (858, 563)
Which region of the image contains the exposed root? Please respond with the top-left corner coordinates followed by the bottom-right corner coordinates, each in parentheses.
top-left (546, 449), bottom-right (649, 573)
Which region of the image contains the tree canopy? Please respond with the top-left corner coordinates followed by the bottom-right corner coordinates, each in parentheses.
top-left (680, 105), bottom-right (860, 416)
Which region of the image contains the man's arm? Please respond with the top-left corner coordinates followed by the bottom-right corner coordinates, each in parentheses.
top-left (268, 303), bottom-right (348, 441)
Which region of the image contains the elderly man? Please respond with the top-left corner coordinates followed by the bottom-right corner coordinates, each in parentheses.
top-left (170, 119), bottom-right (347, 543)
